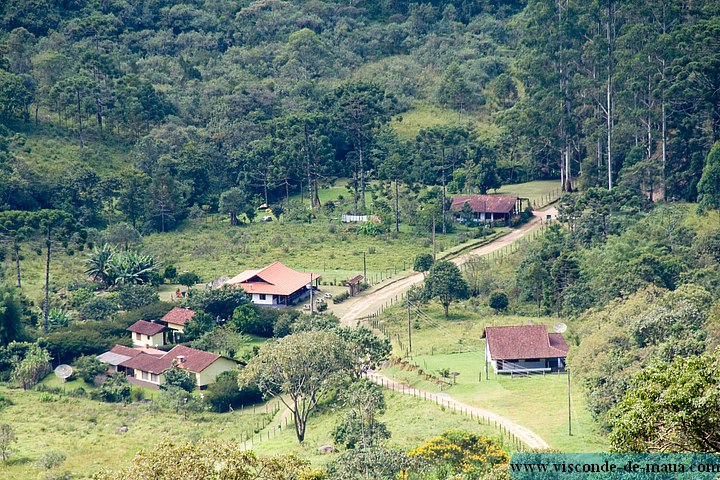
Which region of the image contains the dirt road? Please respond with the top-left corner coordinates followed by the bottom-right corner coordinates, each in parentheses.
top-left (365, 371), bottom-right (550, 450)
top-left (338, 208), bottom-right (556, 325)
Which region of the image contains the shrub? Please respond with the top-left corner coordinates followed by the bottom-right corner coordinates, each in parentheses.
top-left (177, 271), bottom-right (201, 288)
top-left (0, 423), bottom-right (16, 462)
top-left (74, 355), bottom-right (109, 384)
top-left (95, 373), bottom-right (131, 403)
top-left (163, 265), bottom-right (178, 281)
top-left (119, 301), bottom-right (174, 324)
top-left (409, 431), bottom-right (509, 478)
top-left (230, 305), bottom-right (273, 337)
top-left (117, 284), bottom-right (160, 311)
top-left (79, 296), bottom-right (118, 321)
top-left (489, 292), bottom-right (509, 312)
top-left (186, 287), bottom-right (250, 320)
top-left (204, 371), bottom-right (263, 413)
top-left (162, 367), bottom-right (196, 392)
top-left (42, 326), bottom-right (125, 364)
top-left (333, 291), bottom-right (350, 303)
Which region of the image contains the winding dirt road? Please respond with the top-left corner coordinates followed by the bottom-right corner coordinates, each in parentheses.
top-left (338, 208), bottom-right (556, 325)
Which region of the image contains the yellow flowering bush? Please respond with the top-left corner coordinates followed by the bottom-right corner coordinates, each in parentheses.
top-left (408, 430), bottom-right (509, 479)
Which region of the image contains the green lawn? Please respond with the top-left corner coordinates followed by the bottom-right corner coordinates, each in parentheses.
top-left (250, 389), bottom-right (514, 467)
top-left (373, 307), bottom-right (608, 452)
top-left (0, 384), bottom-right (276, 479)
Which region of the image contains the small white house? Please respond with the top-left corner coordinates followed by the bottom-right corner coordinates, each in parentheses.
top-left (483, 325), bottom-right (569, 374)
top-left (127, 320), bottom-right (165, 348)
top-left (223, 262), bottom-right (320, 306)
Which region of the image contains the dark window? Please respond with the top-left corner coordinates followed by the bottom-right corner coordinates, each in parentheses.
top-left (259, 294), bottom-right (266, 300)
top-left (524, 358), bottom-right (540, 362)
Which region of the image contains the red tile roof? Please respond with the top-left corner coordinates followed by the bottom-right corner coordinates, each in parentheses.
top-left (117, 344), bottom-right (235, 375)
top-left (161, 307), bottom-right (196, 326)
top-left (451, 195), bottom-right (517, 214)
top-left (227, 262), bottom-right (320, 296)
top-left (109, 345), bottom-right (166, 358)
top-left (127, 320), bottom-right (165, 336)
top-left (164, 345), bottom-right (222, 373)
top-left (483, 325), bottom-right (569, 360)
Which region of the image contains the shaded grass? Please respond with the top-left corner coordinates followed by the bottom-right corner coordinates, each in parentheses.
top-left (0, 384), bottom-right (274, 479)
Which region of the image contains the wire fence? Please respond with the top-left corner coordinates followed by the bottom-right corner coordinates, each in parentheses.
top-left (364, 372), bottom-right (530, 452)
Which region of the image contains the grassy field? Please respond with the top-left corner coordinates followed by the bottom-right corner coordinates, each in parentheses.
top-left (2, 179), bottom-right (557, 306)
top-left (248, 389), bottom-right (513, 465)
top-left (11, 122), bottom-right (134, 177)
top-left (372, 305), bottom-right (608, 452)
top-left (390, 104), bottom-right (499, 139)
top-left (0, 383), bottom-right (276, 479)
top-left (493, 180), bottom-right (562, 208)
top-left (0, 379), bottom-right (514, 478)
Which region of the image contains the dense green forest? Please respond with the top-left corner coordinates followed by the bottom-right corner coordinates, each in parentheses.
top-left (1, 0), bottom-right (719, 231)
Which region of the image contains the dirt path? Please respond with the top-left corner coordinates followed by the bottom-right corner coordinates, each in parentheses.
top-left (338, 208), bottom-right (556, 325)
top-left (365, 370), bottom-right (550, 450)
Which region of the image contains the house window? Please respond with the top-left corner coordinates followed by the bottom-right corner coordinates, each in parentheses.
top-left (135, 333), bottom-right (141, 341)
top-left (151, 374), bottom-right (158, 383)
top-left (525, 358), bottom-right (540, 362)
top-left (142, 371), bottom-right (149, 380)
top-left (259, 294), bottom-right (266, 300)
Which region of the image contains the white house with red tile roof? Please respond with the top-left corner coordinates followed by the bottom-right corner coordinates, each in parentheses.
top-left (451, 195), bottom-right (520, 223)
top-left (482, 325), bottom-right (569, 374)
top-left (160, 307), bottom-right (195, 337)
top-left (224, 261), bottom-right (320, 306)
top-left (127, 320), bottom-right (165, 348)
top-left (97, 344), bottom-right (238, 389)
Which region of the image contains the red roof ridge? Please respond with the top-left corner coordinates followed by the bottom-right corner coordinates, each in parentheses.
top-left (127, 320), bottom-right (165, 336)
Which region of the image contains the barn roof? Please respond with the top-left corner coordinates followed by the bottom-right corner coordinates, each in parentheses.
top-left (451, 195), bottom-right (517, 214)
top-left (161, 307), bottom-right (196, 326)
top-left (127, 320), bottom-right (165, 336)
top-left (483, 325), bottom-right (569, 360)
top-left (226, 262), bottom-right (320, 296)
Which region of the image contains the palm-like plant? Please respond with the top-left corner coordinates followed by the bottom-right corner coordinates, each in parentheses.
top-left (85, 244), bottom-right (116, 286)
top-left (107, 251), bottom-right (159, 285)
top-left (48, 308), bottom-right (71, 331)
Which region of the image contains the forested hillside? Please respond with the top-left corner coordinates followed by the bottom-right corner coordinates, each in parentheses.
top-left (4, 0), bottom-right (720, 475)
top-left (1, 0), bottom-right (719, 231)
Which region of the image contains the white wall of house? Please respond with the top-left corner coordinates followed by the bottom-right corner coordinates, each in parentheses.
top-left (132, 332), bottom-right (165, 348)
top-left (167, 323), bottom-right (185, 334)
top-left (133, 368), bottom-right (163, 384)
top-left (194, 358), bottom-right (238, 387)
top-left (251, 293), bottom-right (276, 305)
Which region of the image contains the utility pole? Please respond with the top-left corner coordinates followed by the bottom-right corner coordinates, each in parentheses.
top-left (407, 298), bottom-right (412, 354)
top-left (567, 367), bottom-right (572, 436)
top-left (309, 273), bottom-right (314, 316)
top-left (432, 215), bottom-right (437, 260)
top-left (363, 252), bottom-right (367, 282)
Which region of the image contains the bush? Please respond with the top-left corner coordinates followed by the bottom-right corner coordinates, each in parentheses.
top-left (117, 284), bottom-right (160, 311)
top-left (42, 325), bottom-right (126, 364)
top-left (95, 373), bottom-right (131, 403)
top-left (79, 296), bottom-right (118, 321)
top-left (489, 292), bottom-right (509, 312)
top-left (163, 265), bottom-right (178, 281)
top-left (204, 371), bottom-right (263, 413)
top-left (413, 253), bottom-right (434, 273)
top-left (73, 355), bottom-right (108, 384)
top-left (177, 272), bottom-right (201, 288)
top-left (230, 305), bottom-right (273, 337)
top-left (332, 291), bottom-right (350, 303)
top-left (162, 367), bottom-right (196, 392)
top-left (120, 301), bottom-right (174, 324)
top-left (186, 287), bottom-right (250, 320)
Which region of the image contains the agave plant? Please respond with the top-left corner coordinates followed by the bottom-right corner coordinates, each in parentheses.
top-left (85, 244), bottom-right (116, 286)
top-left (48, 308), bottom-right (71, 331)
top-left (107, 251), bottom-right (159, 285)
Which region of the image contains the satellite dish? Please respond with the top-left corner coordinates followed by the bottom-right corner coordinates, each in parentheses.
top-left (553, 323), bottom-right (568, 334)
top-left (54, 364), bottom-right (73, 381)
